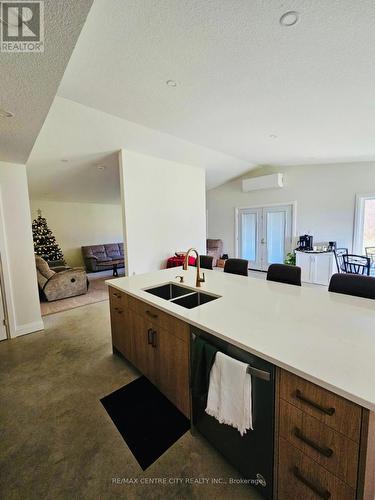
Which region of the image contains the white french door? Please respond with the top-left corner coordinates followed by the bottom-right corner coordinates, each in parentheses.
top-left (237, 204), bottom-right (293, 271)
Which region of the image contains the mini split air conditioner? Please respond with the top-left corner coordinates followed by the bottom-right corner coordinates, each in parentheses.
top-left (242, 173), bottom-right (283, 192)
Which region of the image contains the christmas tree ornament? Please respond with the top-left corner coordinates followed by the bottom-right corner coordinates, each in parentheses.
top-left (32, 210), bottom-right (65, 265)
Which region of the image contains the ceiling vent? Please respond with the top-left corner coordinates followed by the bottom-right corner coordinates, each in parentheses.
top-left (242, 173), bottom-right (283, 192)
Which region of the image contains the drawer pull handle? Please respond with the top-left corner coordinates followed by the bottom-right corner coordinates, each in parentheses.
top-left (147, 328), bottom-right (153, 345)
top-left (114, 307), bottom-right (123, 314)
top-left (293, 466), bottom-right (331, 499)
top-left (151, 330), bottom-right (157, 348)
top-left (113, 293), bottom-right (121, 298)
top-left (294, 427), bottom-right (333, 458)
top-left (146, 310), bottom-right (158, 319)
top-left (295, 389), bottom-right (335, 416)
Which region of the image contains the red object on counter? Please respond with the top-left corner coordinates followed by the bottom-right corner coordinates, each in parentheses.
top-left (166, 255), bottom-right (196, 268)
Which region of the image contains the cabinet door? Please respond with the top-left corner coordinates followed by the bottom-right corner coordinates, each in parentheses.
top-left (312, 253), bottom-right (333, 286)
top-left (296, 252), bottom-right (312, 283)
top-left (131, 312), bottom-right (157, 383)
top-left (109, 294), bottom-right (132, 359)
top-left (154, 325), bottom-right (190, 417)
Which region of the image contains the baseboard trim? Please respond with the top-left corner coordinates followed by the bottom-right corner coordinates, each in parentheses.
top-left (14, 320), bottom-right (44, 338)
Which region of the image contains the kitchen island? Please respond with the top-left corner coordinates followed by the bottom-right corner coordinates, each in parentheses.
top-left (107, 267), bottom-right (375, 500)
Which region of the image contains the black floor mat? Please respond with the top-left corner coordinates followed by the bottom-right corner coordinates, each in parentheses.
top-left (100, 376), bottom-right (190, 470)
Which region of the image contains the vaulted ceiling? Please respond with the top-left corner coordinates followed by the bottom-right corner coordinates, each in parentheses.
top-left (25, 0), bottom-right (375, 201)
top-left (58, 0), bottom-right (375, 171)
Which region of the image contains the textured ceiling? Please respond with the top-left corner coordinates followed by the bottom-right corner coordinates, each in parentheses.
top-left (58, 0), bottom-right (375, 176)
top-left (0, 0), bottom-right (93, 164)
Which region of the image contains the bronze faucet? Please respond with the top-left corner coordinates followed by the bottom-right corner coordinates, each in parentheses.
top-left (183, 248), bottom-right (205, 287)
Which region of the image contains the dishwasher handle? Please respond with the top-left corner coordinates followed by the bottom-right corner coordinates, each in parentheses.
top-left (246, 366), bottom-right (271, 382)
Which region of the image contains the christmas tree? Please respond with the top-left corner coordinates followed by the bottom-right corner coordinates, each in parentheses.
top-left (32, 209), bottom-right (65, 263)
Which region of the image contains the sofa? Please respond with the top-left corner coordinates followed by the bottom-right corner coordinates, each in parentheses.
top-left (206, 239), bottom-right (223, 266)
top-left (81, 243), bottom-right (125, 272)
top-left (35, 255), bottom-right (88, 302)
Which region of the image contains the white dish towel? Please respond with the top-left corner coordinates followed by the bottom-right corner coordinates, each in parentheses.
top-left (205, 351), bottom-right (253, 436)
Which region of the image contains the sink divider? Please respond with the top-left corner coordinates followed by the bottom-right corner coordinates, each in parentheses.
top-left (169, 291), bottom-right (197, 304)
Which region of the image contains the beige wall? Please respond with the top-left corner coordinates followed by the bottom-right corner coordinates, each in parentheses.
top-left (0, 162), bottom-right (43, 337)
top-left (207, 162), bottom-right (375, 256)
top-left (120, 150), bottom-right (206, 275)
top-left (30, 200), bottom-right (123, 268)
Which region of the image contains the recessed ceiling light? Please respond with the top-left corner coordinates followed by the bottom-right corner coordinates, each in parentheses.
top-left (0, 108), bottom-right (14, 118)
top-left (97, 165), bottom-right (106, 171)
top-left (166, 80), bottom-right (177, 87)
top-left (279, 11), bottom-right (299, 27)
top-left (61, 158), bottom-right (69, 163)
top-left (269, 134), bottom-right (278, 139)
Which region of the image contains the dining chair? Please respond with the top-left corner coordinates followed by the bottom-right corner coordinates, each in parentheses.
top-left (342, 254), bottom-right (371, 276)
top-left (199, 255), bottom-right (214, 270)
top-left (266, 263), bottom-right (301, 286)
top-left (328, 273), bottom-right (375, 299)
top-left (223, 258), bottom-right (248, 276)
top-left (365, 247), bottom-right (375, 268)
top-left (333, 248), bottom-right (348, 273)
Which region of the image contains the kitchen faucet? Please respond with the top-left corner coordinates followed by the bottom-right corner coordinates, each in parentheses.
top-left (183, 248), bottom-right (205, 287)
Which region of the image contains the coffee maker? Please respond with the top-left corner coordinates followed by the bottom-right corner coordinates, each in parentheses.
top-left (298, 234), bottom-right (313, 251)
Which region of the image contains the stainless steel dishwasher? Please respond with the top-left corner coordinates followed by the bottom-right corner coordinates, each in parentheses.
top-left (191, 327), bottom-right (275, 500)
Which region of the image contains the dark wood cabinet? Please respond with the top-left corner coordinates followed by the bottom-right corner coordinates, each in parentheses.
top-left (278, 437), bottom-right (355, 500)
top-left (275, 368), bottom-right (375, 500)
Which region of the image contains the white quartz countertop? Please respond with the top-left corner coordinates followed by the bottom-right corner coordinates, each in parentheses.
top-left (107, 267), bottom-right (375, 411)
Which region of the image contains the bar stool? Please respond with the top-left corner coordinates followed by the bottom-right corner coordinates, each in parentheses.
top-left (266, 264), bottom-right (301, 286)
top-left (224, 258), bottom-right (248, 276)
top-left (199, 255), bottom-right (214, 270)
top-left (328, 273), bottom-right (375, 299)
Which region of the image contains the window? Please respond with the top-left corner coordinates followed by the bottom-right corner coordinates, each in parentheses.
top-left (363, 198), bottom-right (375, 250)
top-left (354, 194), bottom-right (375, 254)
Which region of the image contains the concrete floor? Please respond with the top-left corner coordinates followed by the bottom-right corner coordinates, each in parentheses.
top-left (0, 301), bottom-right (262, 500)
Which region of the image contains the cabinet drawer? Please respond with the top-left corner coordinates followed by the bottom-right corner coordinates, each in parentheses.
top-left (109, 287), bottom-right (128, 307)
top-left (280, 370), bottom-right (362, 441)
top-left (128, 295), bottom-right (189, 342)
top-left (278, 437), bottom-right (355, 500)
top-left (279, 399), bottom-right (359, 488)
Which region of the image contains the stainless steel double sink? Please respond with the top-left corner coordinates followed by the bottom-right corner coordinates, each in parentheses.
top-left (144, 282), bottom-right (221, 309)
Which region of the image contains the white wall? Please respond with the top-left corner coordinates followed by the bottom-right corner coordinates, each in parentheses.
top-left (207, 162), bottom-right (375, 256)
top-left (0, 162), bottom-right (43, 337)
top-left (29, 200), bottom-right (123, 268)
top-left (120, 150), bottom-right (206, 275)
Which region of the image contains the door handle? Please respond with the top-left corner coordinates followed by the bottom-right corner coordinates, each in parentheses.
top-left (292, 467), bottom-right (331, 499)
top-left (295, 389), bottom-right (335, 416)
top-left (151, 330), bottom-right (157, 348)
top-left (146, 310), bottom-right (158, 319)
top-left (293, 427), bottom-right (333, 458)
top-left (147, 328), bottom-right (153, 345)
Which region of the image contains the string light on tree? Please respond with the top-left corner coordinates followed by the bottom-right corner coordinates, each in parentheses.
top-left (32, 209), bottom-right (65, 264)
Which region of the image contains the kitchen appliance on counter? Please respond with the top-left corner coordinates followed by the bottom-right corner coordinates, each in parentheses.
top-left (191, 327), bottom-right (275, 500)
top-left (297, 234), bottom-right (313, 251)
top-left (327, 241), bottom-right (337, 251)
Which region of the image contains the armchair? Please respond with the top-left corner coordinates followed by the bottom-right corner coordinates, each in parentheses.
top-left (206, 239), bottom-right (223, 267)
top-left (35, 255), bottom-right (88, 302)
